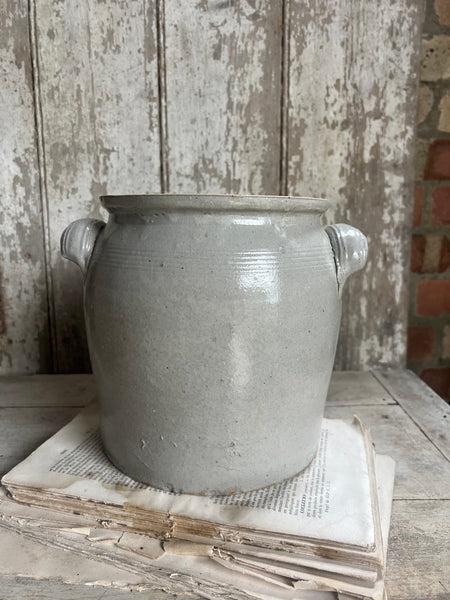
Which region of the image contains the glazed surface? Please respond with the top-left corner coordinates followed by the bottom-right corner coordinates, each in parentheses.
top-left (85, 208), bottom-right (340, 493)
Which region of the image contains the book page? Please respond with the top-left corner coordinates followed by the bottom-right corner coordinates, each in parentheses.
top-left (0, 490), bottom-right (335, 600)
top-left (209, 456), bottom-right (394, 600)
top-left (2, 404), bottom-right (376, 548)
top-left (0, 456), bottom-right (394, 600)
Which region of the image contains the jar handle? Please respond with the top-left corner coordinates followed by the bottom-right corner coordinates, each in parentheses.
top-left (61, 218), bottom-right (106, 276)
top-left (325, 224), bottom-right (368, 292)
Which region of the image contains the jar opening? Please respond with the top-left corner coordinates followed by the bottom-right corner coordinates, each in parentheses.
top-left (100, 194), bottom-right (330, 214)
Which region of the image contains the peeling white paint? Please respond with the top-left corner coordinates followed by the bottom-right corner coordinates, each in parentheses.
top-left (0, 4), bottom-right (50, 373)
top-left (36, 0), bottom-right (161, 371)
top-left (1, 0), bottom-right (421, 373)
top-left (287, 0), bottom-right (421, 368)
top-left (165, 1), bottom-right (282, 195)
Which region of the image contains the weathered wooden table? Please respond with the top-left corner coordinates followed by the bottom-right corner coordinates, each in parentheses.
top-left (0, 370), bottom-right (448, 599)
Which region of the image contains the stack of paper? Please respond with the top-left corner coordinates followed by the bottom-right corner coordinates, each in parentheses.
top-left (0, 405), bottom-right (395, 600)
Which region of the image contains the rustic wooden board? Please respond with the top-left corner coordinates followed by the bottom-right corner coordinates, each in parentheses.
top-left (0, 371), bottom-right (393, 409)
top-left (373, 369), bottom-right (450, 460)
top-left (0, 374), bottom-right (96, 407)
top-left (387, 500), bottom-right (450, 600)
top-left (324, 404), bottom-right (450, 500)
top-left (163, 0), bottom-right (283, 194)
top-left (2, 376), bottom-right (448, 500)
top-left (1, 1), bottom-right (423, 374)
top-left (0, 406), bottom-right (79, 476)
top-left (34, 0), bottom-right (161, 372)
top-left (285, 0), bottom-right (424, 370)
top-left (326, 370), bottom-right (396, 406)
top-left (0, 0), bottom-right (51, 374)
top-left (0, 371), bottom-right (447, 598)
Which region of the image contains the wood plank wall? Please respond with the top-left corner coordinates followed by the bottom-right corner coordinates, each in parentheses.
top-left (0, 0), bottom-right (424, 374)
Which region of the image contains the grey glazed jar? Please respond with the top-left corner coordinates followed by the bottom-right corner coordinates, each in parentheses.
top-left (61, 194), bottom-right (368, 494)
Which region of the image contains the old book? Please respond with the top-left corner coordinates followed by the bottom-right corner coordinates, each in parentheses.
top-left (0, 491), bottom-right (332, 600)
top-left (2, 404), bottom-right (384, 572)
top-left (0, 455), bottom-right (394, 600)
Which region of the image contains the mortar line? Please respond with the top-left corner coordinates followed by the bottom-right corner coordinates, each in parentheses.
top-left (28, 0), bottom-right (57, 372)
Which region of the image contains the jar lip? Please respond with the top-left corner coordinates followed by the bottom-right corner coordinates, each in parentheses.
top-left (100, 194), bottom-right (331, 214)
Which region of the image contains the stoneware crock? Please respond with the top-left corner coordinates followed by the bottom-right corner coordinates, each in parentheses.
top-left (61, 194), bottom-right (368, 494)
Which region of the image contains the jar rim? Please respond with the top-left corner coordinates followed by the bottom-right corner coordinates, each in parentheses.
top-left (100, 194), bottom-right (331, 213)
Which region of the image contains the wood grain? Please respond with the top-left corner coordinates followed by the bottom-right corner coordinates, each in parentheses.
top-left (34, 0), bottom-right (161, 372)
top-left (163, 0), bottom-right (283, 194)
top-left (285, 0), bottom-right (424, 370)
top-left (2, 374), bottom-right (447, 502)
top-left (324, 404), bottom-right (450, 500)
top-left (387, 500), bottom-right (450, 600)
top-left (0, 374), bottom-right (96, 407)
top-left (0, 406), bottom-right (79, 476)
top-left (0, 0), bottom-right (51, 374)
top-left (373, 369), bottom-right (450, 460)
top-left (0, 371), bottom-right (392, 409)
top-left (0, 371), bottom-right (447, 598)
top-left (326, 370), bottom-right (396, 406)
top-left (1, 0), bottom-right (424, 376)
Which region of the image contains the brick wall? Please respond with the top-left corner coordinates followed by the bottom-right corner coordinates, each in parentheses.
top-left (408, 0), bottom-right (450, 401)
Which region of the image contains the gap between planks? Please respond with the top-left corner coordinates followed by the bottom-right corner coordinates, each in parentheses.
top-left (155, 0), bottom-right (169, 192)
top-left (27, 0), bottom-right (57, 372)
top-left (371, 369), bottom-right (450, 462)
top-left (279, 0), bottom-right (290, 196)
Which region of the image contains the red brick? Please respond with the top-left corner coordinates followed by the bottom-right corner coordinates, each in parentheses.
top-left (407, 326), bottom-right (435, 362)
top-left (426, 235), bottom-right (450, 273)
top-left (424, 140), bottom-right (450, 180)
top-left (421, 368), bottom-right (450, 400)
top-left (435, 0), bottom-right (450, 26)
top-left (411, 234), bottom-right (450, 273)
top-left (431, 186), bottom-right (450, 224)
top-left (411, 235), bottom-right (425, 272)
top-left (417, 279), bottom-right (450, 316)
top-left (413, 186), bottom-right (424, 226)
